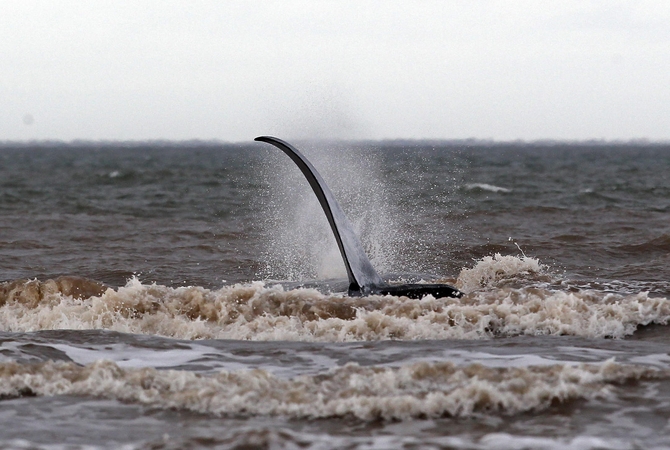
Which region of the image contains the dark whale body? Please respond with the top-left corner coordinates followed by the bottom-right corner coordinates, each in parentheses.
top-left (255, 136), bottom-right (463, 299)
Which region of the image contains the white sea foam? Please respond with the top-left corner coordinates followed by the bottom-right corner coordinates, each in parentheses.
top-left (465, 183), bottom-right (512, 193)
top-left (1, 256), bottom-right (668, 341)
top-left (0, 359), bottom-right (662, 420)
top-left (456, 253), bottom-right (546, 292)
top-left (49, 343), bottom-right (216, 370)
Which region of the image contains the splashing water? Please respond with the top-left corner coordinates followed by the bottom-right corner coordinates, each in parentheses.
top-left (258, 143), bottom-right (404, 281)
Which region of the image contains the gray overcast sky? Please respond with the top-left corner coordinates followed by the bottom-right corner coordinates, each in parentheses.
top-left (1, 1), bottom-right (669, 142)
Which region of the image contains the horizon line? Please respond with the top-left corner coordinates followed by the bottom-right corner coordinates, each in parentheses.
top-left (1, 137), bottom-right (669, 148)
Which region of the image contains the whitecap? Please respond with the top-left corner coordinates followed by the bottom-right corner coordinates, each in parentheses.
top-left (465, 183), bottom-right (512, 193)
top-left (1, 269), bottom-right (669, 341)
top-left (0, 359), bottom-right (662, 420)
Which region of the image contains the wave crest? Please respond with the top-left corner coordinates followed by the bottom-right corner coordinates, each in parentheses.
top-left (0, 359), bottom-right (661, 420)
top-left (0, 276), bottom-right (108, 308)
top-left (1, 271), bottom-right (669, 340)
top-left (456, 253), bottom-right (547, 292)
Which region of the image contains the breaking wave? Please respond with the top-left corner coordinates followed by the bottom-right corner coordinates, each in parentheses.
top-left (1, 255), bottom-right (668, 341)
top-left (456, 253), bottom-right (547, 291)
top-left (0, 359), bottom-right (662, 420)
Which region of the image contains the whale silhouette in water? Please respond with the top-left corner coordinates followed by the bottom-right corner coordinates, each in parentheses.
top-left (255, 136), bottom-right (463, 299)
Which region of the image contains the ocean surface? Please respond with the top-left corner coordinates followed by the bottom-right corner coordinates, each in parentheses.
top-left (0, 139), bottom-right (669, 449)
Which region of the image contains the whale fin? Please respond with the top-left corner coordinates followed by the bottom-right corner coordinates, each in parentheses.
top-left (255, 136), bottom-right (463, 299)
top-left (255, 136), bottom-right (383, 293)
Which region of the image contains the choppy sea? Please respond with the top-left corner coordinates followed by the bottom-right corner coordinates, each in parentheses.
top-left (0, 140), bottom-right (669, 449)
